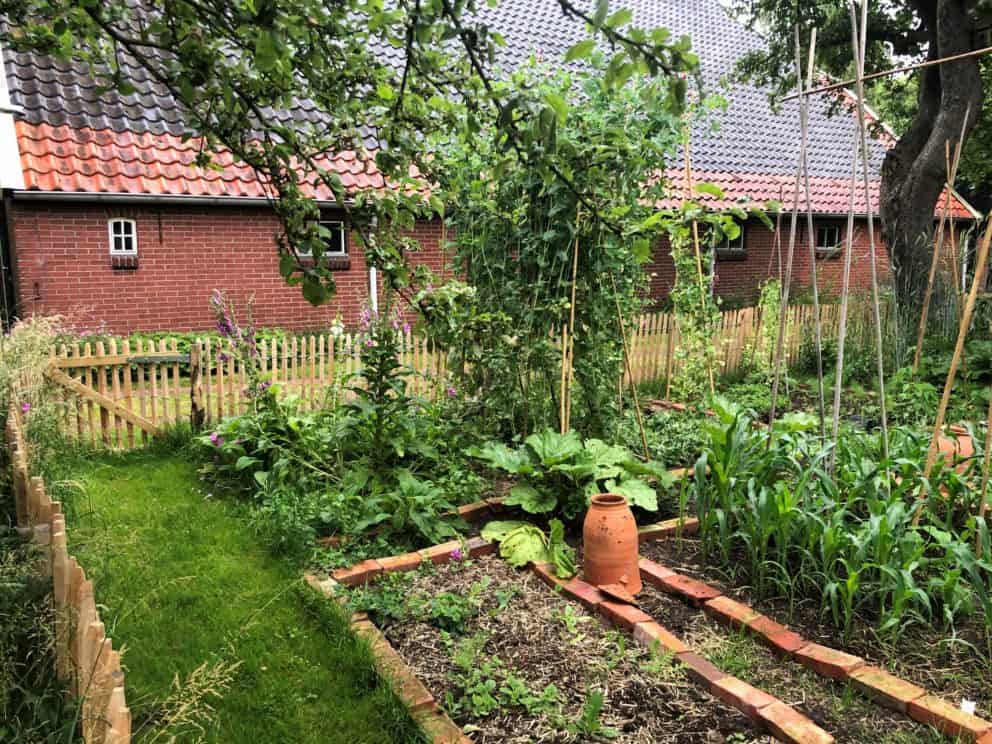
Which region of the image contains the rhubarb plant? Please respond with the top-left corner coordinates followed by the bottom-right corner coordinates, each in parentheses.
top-left (470, 429), bottom-right (673, 519)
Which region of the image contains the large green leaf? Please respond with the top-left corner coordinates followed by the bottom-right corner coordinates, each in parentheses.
top-left (524, 429), bottom-right (583, 466)
top-left (606, 477), bottom-right (658, 511)
top-left (469, 441), bottom-right (529, 474)
top-left (622, 458), bottom-right (676, 489)
top-left (584, 439), bottom-right (630, 467)
top-left (504, 483), bottom-right (557, 513)
top-left (500, 524), bottom-right (550, 567)
top-left (480, 520), bottom-right (532, 542)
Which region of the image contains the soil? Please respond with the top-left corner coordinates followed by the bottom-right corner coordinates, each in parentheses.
top-left (640, 535), bottom-right (992, 720)
top-left (366, 555), bottom-right (773, 743)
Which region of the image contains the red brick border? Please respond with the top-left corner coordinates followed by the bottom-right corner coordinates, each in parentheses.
top-left (635, 557), bottom-right (992, 741)
top-left (527, 566), bottom-right (834, 744)
top-left (330, 536), bottom-right (497, 586)
top-left (304, 573), bottom-right (471, 742)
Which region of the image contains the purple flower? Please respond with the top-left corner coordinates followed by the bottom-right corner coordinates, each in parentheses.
top-left (209, 432), bottom-right (223, 446)
top-left (402, 322), bottom-right (411, 334)
top-left (392, 319), bottom-right (399, 330)
top-left (447, 386), bottom-right (457, 398)
top-left (449, 548), bottom-right (464, 561)
top-left (20, 402), bottom-right (30, 413)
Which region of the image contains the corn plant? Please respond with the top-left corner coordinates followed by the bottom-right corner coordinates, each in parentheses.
top-left (690, 397), bottom-right (992, 648)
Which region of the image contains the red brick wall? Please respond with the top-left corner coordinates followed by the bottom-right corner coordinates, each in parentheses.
top-left (645, 217), bottom-right (892, 306)
top-left (8, 201), bottom-right (894, 333)
top-left (8, 201), bottom-right (450, 333)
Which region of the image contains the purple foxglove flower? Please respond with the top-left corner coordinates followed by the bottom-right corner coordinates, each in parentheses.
top-left (447, 386), bottom-right (457, 398)
top-left (20, 402), bottom-right (30, 413)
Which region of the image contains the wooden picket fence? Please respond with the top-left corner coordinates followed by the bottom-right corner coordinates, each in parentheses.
top-left (7, 404), bottom-right (131, 743)
top-left (42, 303), bottom-right (873, 448)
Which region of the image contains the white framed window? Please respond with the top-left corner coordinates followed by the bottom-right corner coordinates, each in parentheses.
top-left (717, 223), bottom-right (745, 256)
top-left (299, 220), bottom-right (347, 258)
top-left (816, 224), bottom-right (842, 254)
top-left (319, 220), bottom-right (347, 257)
top-left (108, 219), bottom-right (137, 255)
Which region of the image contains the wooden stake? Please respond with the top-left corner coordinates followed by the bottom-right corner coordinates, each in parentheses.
top-left (682, 127), bottom-right (716, 398)
top-left (768, 25), bottom-right (809, 428)
top-left (798, 28), bottom-right (826, 438)
top-left (559, 324), bottom-right (569, 435)
top-left (611, 274), bottom-right (650, 461)
top-left (915, 217), bottom-right (992, 523)
top-left (913, 111), bottom-right (969, 373)
top-left (849, 0), bottom-right (890, 462)
top-left (977, 388), bottom-right (992, 556)
top-left (830, 132), bottom-right (862, 464)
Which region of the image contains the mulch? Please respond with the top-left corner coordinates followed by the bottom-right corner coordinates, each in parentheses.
top-left (639, 535), bottom-right (992, 721)
top-left (373, 555), bottom-right (774, 743)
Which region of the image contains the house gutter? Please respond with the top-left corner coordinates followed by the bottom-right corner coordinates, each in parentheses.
top-left (9, 190), bottom-right (352, 208)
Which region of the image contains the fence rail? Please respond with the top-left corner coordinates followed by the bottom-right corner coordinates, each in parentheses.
top-left (44, 303), bottom-right (873, 448)
top-left (7, 405), bottom-right (131, 744)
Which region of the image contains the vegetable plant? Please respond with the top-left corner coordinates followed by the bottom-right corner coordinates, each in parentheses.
top-left (471, 429), bottom-right (672, 519)
top-left (481, 520), bottom-right (577, 579)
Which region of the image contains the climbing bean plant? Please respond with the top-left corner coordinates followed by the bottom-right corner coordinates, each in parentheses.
top-left (423, 58), bottom-right (701, 439)
top-left (667, 196), bottom-right (773, 402)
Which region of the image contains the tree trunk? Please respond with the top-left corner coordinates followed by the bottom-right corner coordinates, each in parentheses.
top-left (879, 0), bottom-right (981, 310)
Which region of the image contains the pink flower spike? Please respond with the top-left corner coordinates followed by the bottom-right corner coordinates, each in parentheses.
top-left (403, 322), bottom-right (411, 334)
top-left (20, 402), bottom-right (30, 413)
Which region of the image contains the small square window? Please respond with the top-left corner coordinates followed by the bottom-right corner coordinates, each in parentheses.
top-left (319, 220), bottom-right (347, 257)
top-left (108, 219), bottom-right (137, 255)
top-left (299, 220), bottom-right (348, 258)
top-left (816, 224), bottom-right (842, 254)
top-left (716, 224), bottom-right (745, 259)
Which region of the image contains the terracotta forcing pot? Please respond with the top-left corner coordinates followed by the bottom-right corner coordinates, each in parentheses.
top-left (582, 493), bottom-right (642, 595)
top-left (937, 424), bottom-right (975, 465)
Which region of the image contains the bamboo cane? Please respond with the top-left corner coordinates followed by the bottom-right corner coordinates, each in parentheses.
top-left (682, 127), bottom-right (716, 398)
top-left (830, 132), bottom-right (862, 466)
top-left (913, 112), bottom-right (970, 372)
top-left (915, 217), bottom-right (992, 524)
top-left (848, 0), bottom-right (890, 463)
top-left (611, 273), bottom-right (650, 461)
top-left (768, 25), bottom-right (809, 429)
top-left (559, 324), bottom-right (569, 435)
top-left (977, 388), bottom-right (992, 556)
top-left (565, 215), bottom-right (581, 431)
top-left (798, 28), bottom-right (826, 438)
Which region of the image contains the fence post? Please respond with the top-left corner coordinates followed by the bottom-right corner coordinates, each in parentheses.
top-left (190, 342), bottom-right (205, 432)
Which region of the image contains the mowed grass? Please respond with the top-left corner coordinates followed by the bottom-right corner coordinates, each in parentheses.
top-left (64, 448), bottom-right (423, 744)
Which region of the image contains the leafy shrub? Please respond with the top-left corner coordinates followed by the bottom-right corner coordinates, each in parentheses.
top-left (618, 408), bottom-right (706, 469)
top-left (470, 429), bottom-right (672, 519)
top-left (199, 302), bottom-right (478, 557)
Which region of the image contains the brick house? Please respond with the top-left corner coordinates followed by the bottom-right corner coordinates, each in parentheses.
top-left (0, 0), bottom-right (978, 333)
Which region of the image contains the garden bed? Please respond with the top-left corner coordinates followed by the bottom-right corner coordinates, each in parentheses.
top-left (639, 535), bottom-right (992, 719)
top-left (351, 554), bottom-right (770, 743)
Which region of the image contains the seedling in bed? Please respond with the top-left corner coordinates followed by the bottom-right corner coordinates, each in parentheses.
top-left (567, 688), bottom-right (618, 740)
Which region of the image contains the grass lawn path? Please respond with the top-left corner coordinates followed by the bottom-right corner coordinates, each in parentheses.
top-left (66, 449), bottom-right (422, 744)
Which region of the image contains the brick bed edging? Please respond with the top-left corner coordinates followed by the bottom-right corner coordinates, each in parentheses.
top-left (304, 572), bottom-right (471, 743)
top-left (636, 555), bottom-right (992, 743)
top-left (527, 562), bottom-right (835, 744)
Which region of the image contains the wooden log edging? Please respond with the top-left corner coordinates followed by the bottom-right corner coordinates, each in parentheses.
top-left (635, 554), bottom-right (992, 743)
top-left (6, 405), bottom-right (131, 744)
top-left (526, 561), bottom-right (834, 744)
